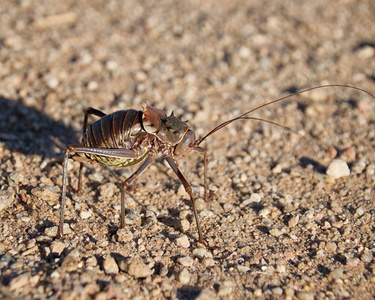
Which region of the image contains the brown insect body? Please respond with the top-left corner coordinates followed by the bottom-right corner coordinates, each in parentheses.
top-left (59, 105), bottom-right (204, 242)
top-left (58, 85), bottom-right (375, 245)
top-left (82, 109), bottom-right (146, 167)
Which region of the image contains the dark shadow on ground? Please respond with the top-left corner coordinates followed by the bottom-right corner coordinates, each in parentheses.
top-left (0, 97), bottom-right (78, 157)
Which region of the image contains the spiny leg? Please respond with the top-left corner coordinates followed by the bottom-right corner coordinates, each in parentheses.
top-left (77, 108), bottom-right (107, 193)
top-left (164, 155), bottom-right (204, 244)
top-left (58, 145), bottom-right (139, 238)
top-left (120, 154), bottom-right (156, 228)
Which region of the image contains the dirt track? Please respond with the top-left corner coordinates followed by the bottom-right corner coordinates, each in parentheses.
top-left (0, 1), bottom-right (375, 299)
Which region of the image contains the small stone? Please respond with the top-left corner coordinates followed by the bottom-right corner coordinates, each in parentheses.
top-left (347, 257), bottom-right (360, 267)
top-left (356, 207), bottom-right (365, 216)
top-left (175, 235), bottom-right (190, 248)
top-left (86, 256), bottom-right (98, 267)
top-left (326, 159), bottom-right (350, 179)
top-left (178, 219), bottom-right (190, 233)
top-left (61, 249), bottom-right (80, 272)
top-left (361, 252), bottom-right (373, 263)
top-left (288, 215), bottom-right (299, 228)
top-left (88, 172), bottom-right (103, 182)
top-left (103, 256), bottom-right (119, 274)
top-left (250, 193), bottom-right (262, 202)
top-left (351, 161), bottom-right (366, 174)
top-left (87, 81), bottom-right (99, 91)
top-left (177, 256), bottom-right (194, 267)
top-left (202, 258), bottom-right (215, 268)
top-left (98, 182), bottom-right (117, 199)
top-left (9, 273), bottom-right (30, 291)
top-left (80, 210), bottom-right (92, 219)
top-left (106, 60), bottom-right (118, 71)
top-left (46, 77), bottom-right (59, 89)
top-left (31, 186), bottom-right (59, 203)
top-left (44, 226), bottom-right (58, 238)
top-left (258, 207), bottom-right (271, 217)
top-left (126, 258), bottom-right (152, 278)
top-left (269, 228), bottom-right (283, 237)
top-left (195, 288), bottom-right (216, 300)
top-left (195, 198), bottom-right (205, 212)
top-left (272, 287), bottom-right (283, 295)
top-left (237, 265), bottom-right (250, 273)
top-left (296, 291), bottom-right (315, 300)
top-left (50, 240), bottom-right (66, 256)
top-left (218, 282), bottom-right (233, 296)
top-left (272, 163), bottom-right (282, 174)
top-left (330, 268), bottom-right (344, 280)
top-left (192, 248), bottom-right (207, 259)
top-left (326, 242), bottom-right (337, 253)
top-left (178, 268), bottom-right (190, 284)
top-left (342, 147), bottom-right (356, 161)
top-left (117, 228), bottom-right (133, 243)
top-left (0, 189), bottom-right (15, 211)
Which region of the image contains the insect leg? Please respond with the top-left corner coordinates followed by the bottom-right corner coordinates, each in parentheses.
top-left (78, 108), bottom-right (107, 193)
top-left (58, 145), bottom-right (139, 238)
top-left (120, 153), bottom-right (156, 228)
top-left (164, 155), bottom-right (204, 244)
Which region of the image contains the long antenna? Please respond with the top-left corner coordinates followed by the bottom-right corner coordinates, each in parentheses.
top-left (195, 84), bottom-right (375, 146)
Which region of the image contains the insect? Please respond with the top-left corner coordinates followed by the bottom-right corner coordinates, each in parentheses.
top-left (58, 85), bottom-right (374, 244)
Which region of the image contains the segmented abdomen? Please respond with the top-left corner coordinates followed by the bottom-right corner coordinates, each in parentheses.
top-left (82, 109), bottom-right (148, 167)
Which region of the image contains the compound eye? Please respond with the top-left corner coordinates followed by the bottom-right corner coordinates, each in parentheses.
top-left (175, 130), bottom-right (196, 156)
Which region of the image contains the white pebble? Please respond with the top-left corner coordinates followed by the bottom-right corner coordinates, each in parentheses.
top-left (192, 248), bottom-right (207, 259)
top-left (80, 210), bottom-right (91, 219)
top-left (178, 268), bottom-right (190, 284)
top-left (326, 159), bottom-right (350, 179)
top-left (177, 256), bottom-right (194, 267)
top-left (175, 235), bottom-right (190, 248)
top-left (103, 256), bottom-right (119, 274)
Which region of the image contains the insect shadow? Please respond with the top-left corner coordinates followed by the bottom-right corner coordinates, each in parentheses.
top-left (0, 96), bottom-right (78, 158)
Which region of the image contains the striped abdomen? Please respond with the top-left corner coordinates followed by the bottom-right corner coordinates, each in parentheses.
top-left (82, 109), bottom-right (148, 167)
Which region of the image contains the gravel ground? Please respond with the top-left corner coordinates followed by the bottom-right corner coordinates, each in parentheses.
top-left (1, 0), bottom-right (375, 299)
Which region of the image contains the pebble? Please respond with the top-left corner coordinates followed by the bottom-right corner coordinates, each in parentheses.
top-left (178, 268), bottom-right (190, 284)
top-left (326, 159), bottom-right (350, 179)
top-left (175, 235), bottom-right (190, 248)
top-left (195, 288), bottom-right (216, 300)
top-left (272, 287), bottom-right (283, 295)
top-left (117, 228), bottom-right (134, 243)
top-left (103, 256), bottom-right (119, 274)
top-left (126, 258), bottom-right (152, 278)
top-left (192, 248), bottom-right (207, 259)
top-left (330, 268), bottom-right (344, 280)
top-left (347, 257), bottom-right (360, 267)
top-left (288, 215), bottom-right (300, 228)
top-left (80, 210), bottom-right (92, 219)
top-left (202, 258), bottom-right (215, 268)
top-left (0, 189), bottom-right (15, 211)
top-left (296, 291), bottom-right (315, 300)
top-left (177, 256), bottom-right (194, 267)
top-left (50, 240), bottom-right (66, 256)
top-left (326, 242), bottom-right (337, 252)
top-left (31, 186), bottom-right (59, 203)
top-left (9, 273), bottom-right (30, 291)
top-left (218, 281), bottom-right (233, 296)
top-left (61, 249), bottom-right (80, 272)
top-left (44, 226), bottom-right (58, 238)
top-left (237, 265), bottom-right (250, 273)
top-left (178, 219), bottom-right (190, 233)
top-left (269, 228), bottom-right (284, 237)
top-left (195, 198), bottom-right (206, 212)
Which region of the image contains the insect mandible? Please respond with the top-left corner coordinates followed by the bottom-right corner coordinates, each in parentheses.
top-left (58, 85), bottom-right (374, 244)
